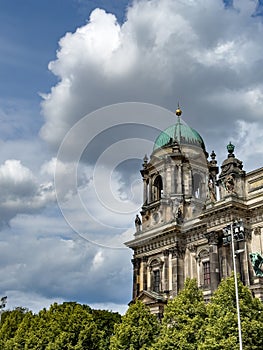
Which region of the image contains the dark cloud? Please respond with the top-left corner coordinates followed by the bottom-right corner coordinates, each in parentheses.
top-left (0, 222), bottom-right (132, 307)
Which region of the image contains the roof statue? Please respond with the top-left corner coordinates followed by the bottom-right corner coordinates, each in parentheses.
top-left (250, 253), bottom-right (263, 277)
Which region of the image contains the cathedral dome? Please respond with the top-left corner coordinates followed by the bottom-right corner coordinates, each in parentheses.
top-left (153, 117), bottom-right (206, 151)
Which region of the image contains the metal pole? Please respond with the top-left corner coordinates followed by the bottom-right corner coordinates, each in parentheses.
top-left (231, 223), bottom-right (243, 350)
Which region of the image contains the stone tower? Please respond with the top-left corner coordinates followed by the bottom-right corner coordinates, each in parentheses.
top-left (126, 107), bottom-right (263, 317)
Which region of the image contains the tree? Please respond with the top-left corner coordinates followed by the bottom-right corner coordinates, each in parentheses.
top-left (3, 302), bottom-right (102, 350)
top-left (75, 320), bottom-right (104, 350)
top-left (25, 302), bottom-right (103, 350)
top-left (91, 309), bottom-right (121, 348)
top-left (199, 274), bottom-right (263, 350)
top-left (152, 278), bottom-right (207, 350)
top-left (110, 300), bottom-right (160, 350)
top-left (0, 307), bottom-right (29, 350)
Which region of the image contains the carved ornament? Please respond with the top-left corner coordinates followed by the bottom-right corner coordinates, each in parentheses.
top-left (254, 227), bottom-right (262, 236)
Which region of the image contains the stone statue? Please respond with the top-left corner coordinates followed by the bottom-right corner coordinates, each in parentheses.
top-left (225, 174), bottom-right (235, 193)
top-left (170, 198), bottom-right (181, 220)
top-left (135, 214), bottom-right (142, 232)
top-left (249, 252), bottom-right (263, 277)
top-left (208, 178), bottom-right (216, 202)
top-left (176, 207), bottom-right (183, 225)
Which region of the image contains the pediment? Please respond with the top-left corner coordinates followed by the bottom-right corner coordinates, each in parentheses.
top-left (137, 290), bottom-right (166, 305)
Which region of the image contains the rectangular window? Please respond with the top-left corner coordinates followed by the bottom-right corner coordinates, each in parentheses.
top-left (153, 270), bottom-right (160, 292)
top-left (203, 261), bottom-right (210, 286)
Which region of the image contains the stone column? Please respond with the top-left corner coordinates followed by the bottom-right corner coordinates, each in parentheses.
top-left (166, 164), bottom-right (174, 194)
top-left (172, 165), bottom-right (178, 193)
top-left (171, 248), bottom-right (178, 297)
top-left (148, 177), bottom-right (152, 203)
top-left (187, 244), bottom-right (197, 279)
top-left (168, 251), bottom-right (173, 291)
top-left (188, 168), bottom-right (193, 197)
top-left (163, 250), bottom-right (169, 292)
top-left (143, 178), bottom-right (148, 204)
top-left (177, 165), bottom-right (182, 194)
top-left (142, 256), bottom-right (148, 291)
top-left (147, 262), bottom-right (151, 291)
top-left (131, 258), bottom-right (141, 299)
top-left (170, 244), bottom-right (185, 296)
top-left (205, 231), bottom-right (220, 292)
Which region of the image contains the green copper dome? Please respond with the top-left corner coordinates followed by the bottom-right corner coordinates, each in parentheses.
top-left (153, 117), bottom-right (205, 151)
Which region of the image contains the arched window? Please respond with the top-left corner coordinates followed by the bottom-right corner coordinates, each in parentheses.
top-left (149, 258), bottom-right (162, 293)
top-left (152, 175), bottom-right (163, 201)
top-left (197, 249), bottom-right (210, 288)
top-left (193, 173), bottom-right (202, 198)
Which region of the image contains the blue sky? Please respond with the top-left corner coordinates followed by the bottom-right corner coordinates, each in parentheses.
top-left (1, 0), bottom-right (263, 314)
top-left (0, 1), bottom-right (130, 95)
top-left (0, 0), bottom-right (130, 135)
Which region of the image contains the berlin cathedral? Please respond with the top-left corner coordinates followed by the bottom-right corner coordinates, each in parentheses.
top-left (125, 106), bottom-right (263, 317)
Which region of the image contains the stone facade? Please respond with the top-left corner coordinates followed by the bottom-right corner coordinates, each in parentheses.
top-left (125, 110), bottom-right (263, 317)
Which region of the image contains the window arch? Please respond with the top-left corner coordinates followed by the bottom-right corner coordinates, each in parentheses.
top-left (152, 175), bottom-right (163, 201)
top-left (193, 173), bottom-right (202, 198)
top-left (149, 258), bottom-right (163, 293)
top-left (197, 249), bottom-right (210, 288)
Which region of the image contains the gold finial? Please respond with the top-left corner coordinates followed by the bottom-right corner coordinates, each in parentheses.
top-left (175, 102), bottom-right (182, 116)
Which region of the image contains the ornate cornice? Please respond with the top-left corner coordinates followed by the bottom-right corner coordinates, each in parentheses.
top-left (204, 231), bottom-right (219, 245)
top-left (187, 243), bottom-right (197, 253)
top-left (169, 244), bottom-right (185, 258)
top-left (163, 249), bottom-right (170, 257)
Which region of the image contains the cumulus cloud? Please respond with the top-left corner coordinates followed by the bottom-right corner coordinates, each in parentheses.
top-left (54, 158), bottom-right (140, 247)
top-left (0, 160), bottom-right (37, 197)
top-left (37, 0), bottom-right (263, 254)
top-left (3, 0), bottom-right (263, 313)
top-left (0, 159), bottom-right (55, 225)
top-left (40, 0), bottom-right (263, 174)
top-left (0, 217), bottom-right (132, 309)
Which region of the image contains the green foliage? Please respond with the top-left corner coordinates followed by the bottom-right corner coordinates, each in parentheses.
top-left (91, 309), bottom-right (121, 348)
top-left (0, 302), bottom-right (121, 350)
top-left (110, 300), bottom-right (160, 350)
top-left (2, 279), bottom-right (263, 350)
top-left (0, 307), bottom-right (29, 349)
top-left (199, 274), bottom-right (263, 350)
top-left (152, 278), bottom-right (207, 350)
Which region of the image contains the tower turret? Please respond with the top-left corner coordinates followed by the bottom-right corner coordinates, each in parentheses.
top-left (218, 142), bottom-right (246, 200)
top-left (140, 107), bottom-right (209, 231)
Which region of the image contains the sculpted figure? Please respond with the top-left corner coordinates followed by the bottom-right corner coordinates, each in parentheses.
top-left (208, 178), bottom-right (216, 202)
top-left (225, 174), bottom-right (235, 193)
top-left (135, 214), bottom-right (142, 232)
top-left (249, 252), bottom-right (263, 277)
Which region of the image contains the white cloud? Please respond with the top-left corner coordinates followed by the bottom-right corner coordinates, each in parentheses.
top-left (0, 218), bottom-right (132, 308)
top-left (36, 0), bottom-right (263, 251)
top-left (5, 289), bottom-right (128, 315)
top-left (3, 0), bottom-right (263, 313)
top-left (92, 250), bottom-right (105, 269)
top-left (0, 159), bottom-right (55, 225)
top-left (54, 160), bottom-right (140, 247)
top-left (0, 159), bottom-right (36, 196)
top-left (4, 290), bottom-right (64, 314)
top-left (40, 0), bottom-right (263, 176)
top-left (232, 119), bottom-right (263, 170)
